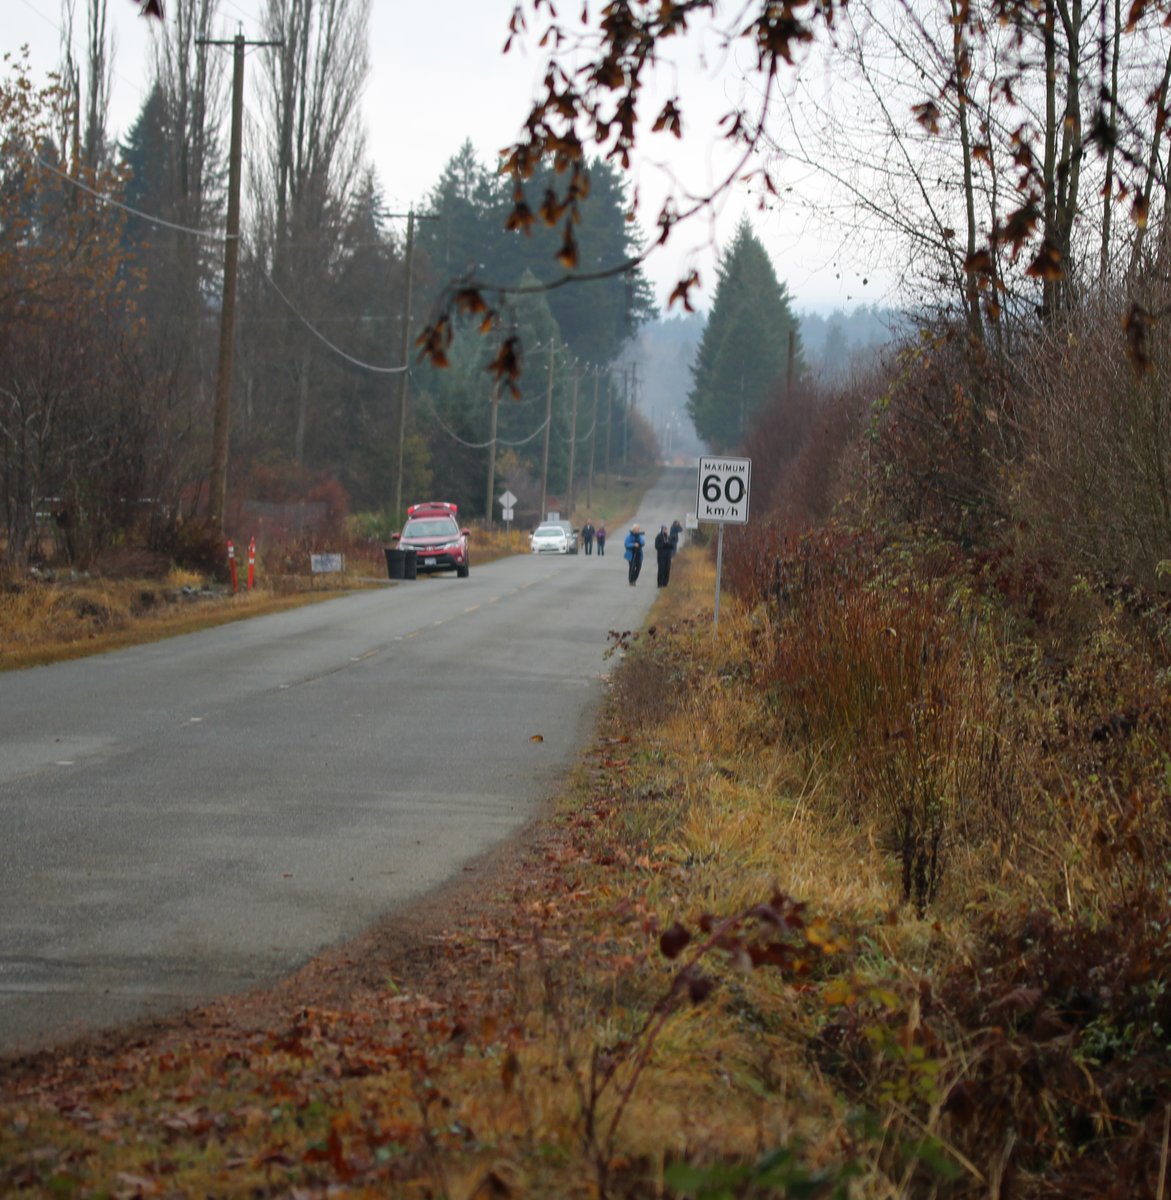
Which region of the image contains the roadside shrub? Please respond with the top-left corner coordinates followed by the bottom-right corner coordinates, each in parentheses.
top-left (758, 527), bottom-right (1019, 911)
top-left (931, 898), bottom-right (1171, 1199)
top-left (159, 515), bottom-right (229, 580)
top-left (869, 326), bottom-right (1013, 546)
top-left (1013, 297), bottom-right (1171, 591)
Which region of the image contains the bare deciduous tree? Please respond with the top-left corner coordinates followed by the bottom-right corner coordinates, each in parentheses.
top-left (247, 0), bottom-right (370, 465)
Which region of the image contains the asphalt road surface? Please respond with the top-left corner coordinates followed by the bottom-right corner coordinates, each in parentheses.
top-left (0, 468), bottom-right (698, 1054)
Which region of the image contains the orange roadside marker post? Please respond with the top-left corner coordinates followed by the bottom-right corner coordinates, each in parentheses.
top-left (247, 537), bottom-right (256, 590)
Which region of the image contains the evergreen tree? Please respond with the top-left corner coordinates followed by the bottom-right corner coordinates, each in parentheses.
top-left (315, 171), bottom-right (405, 510)
top-left (418, 146), bottom-right (655, 371)
top-left (687, 220), bottom-right (803, 451)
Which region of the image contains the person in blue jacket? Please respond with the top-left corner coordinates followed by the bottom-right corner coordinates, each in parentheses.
top-left (624, 523), bottom-right (645, 585)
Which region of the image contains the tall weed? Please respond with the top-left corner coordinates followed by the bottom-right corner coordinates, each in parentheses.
top-left (758, 528), bottom-right (1018, 910)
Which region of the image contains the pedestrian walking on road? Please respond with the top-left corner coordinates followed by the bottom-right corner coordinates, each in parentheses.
top-left (655, 524), bottom-right (675, 587)
top-left (596, 525), bottom-right (607, 556)
top-left (670, 518), bottom-right (683, 550)
top-left (582, 520), bottom-right (595, 555)
top-left (624, 524), bottom-right (645, 585)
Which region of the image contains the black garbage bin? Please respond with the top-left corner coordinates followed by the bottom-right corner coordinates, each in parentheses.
top-left (385, 547), bottom-right (406, 580)
top-left (403, 549), bottom-right (417, 579)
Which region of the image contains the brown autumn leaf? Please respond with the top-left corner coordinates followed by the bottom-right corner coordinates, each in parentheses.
top-left (487, 335), bottom-right (523, 388)
top-left (652, 98), bottom-right (683, 137)
top-left (685, 968), bottom-right (715, 1004)
top-left (539, 187), bottom-right (566, 225)
top-left (995, 202), bottom-right (1041, 250)
top-left (659, 921), bottom-right (691, 960)
top-left (453, 287), bottom-right (489, 316)
top-left (505, 200), bottom-right (536, 234)
top-left (912, 100), bottom-right (942, 133)
top-left (415, 316), bottom-right (453, 369)
top-left (530, 733), bottom-right (544, 742)
top-left (667, 270), bottom-right (701, 312)
top-left (556, 220), bottom-right (579, 269)
top-left (1025, 239), bottom-right (1063, 280)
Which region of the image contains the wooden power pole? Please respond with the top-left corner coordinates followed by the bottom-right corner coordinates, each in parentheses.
top-left (484, 380), bottom-right (500, 526)
top-left (586, 366), bottom-right (599, 509)
top-left (202, 31), bottom-right (280, 532)
top-left (388, 208), bottom-right (438, 521)
top-left (538, 342), bottom-right (555, 520)
top-left (566, 366), bottom-right (580, 517)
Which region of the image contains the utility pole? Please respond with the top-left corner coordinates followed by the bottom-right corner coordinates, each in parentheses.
top-left (622, 364), bottom-right (630, 467)
top-left (484, 380), bottom-right (500, 527)
top-left (388, 208), bottom-right (438, 521)
top-left (202, 31), bottom-right (280, 531)
top-left (566, 366), bottom-right (580, 518)
top-left (586, 366), bottom-right (599, 509)
top-left (604, 372), bottom-right (613, 488)
top-left (394, 210), bottom-right (416, 523)
top-left (538, 342), bottom-right (555, 520)
top-left (388, 212), bottom-right (434, 520)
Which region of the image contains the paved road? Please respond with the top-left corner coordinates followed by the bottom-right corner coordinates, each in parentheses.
top-left (0, 468), bottom-right (697, 1054)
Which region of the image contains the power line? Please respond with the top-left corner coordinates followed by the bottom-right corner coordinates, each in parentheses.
top-left (413, 384), bottom-right (550, 450)
top-left (261, 268), bottom-right (406, 375)
top-left (34, 153), bottom-right (228, 240)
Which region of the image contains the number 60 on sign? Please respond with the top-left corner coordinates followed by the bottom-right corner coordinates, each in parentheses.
top-left (696, 456), bottom-right (751, 524)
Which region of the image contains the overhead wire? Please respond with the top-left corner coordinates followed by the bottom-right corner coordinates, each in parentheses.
top-left (260, 265), bottom-right (407, 374)
top-left (34, 152), bottom-right (229, 239)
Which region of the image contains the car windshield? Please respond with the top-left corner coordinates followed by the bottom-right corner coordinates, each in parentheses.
top-left (403, 518), bottom-right (457, 538)
top-left (534, 525), bottom-right (564, 538)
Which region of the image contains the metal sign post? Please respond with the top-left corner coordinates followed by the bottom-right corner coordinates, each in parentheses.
top-left (696, 456), bottom-right (752, 634)
top-left (499, 489), bottom-right (517, 532)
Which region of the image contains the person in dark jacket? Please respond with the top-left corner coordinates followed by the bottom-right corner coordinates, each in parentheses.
top-left (582, 520), bottom-right (595, 555)
top-left (654, 524), bottom-right (675, 587)
top-left (669, 518), bottom-right (683, 549)
top-left (624, 524), bottom-right (645, 585)
top-left (596, 525), bottom-right (607, 555)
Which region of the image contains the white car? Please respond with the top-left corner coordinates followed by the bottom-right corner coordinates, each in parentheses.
top-left (530, 522), bottom-right (572, 554)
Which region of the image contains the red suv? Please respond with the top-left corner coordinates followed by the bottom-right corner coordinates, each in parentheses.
top-left (393, 502), bottom-right (471, 577)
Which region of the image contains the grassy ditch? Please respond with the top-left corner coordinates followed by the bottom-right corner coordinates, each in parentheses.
top-left (0, 569), bottom-right (359, 671)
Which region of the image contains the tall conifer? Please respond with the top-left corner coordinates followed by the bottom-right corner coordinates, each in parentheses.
top-left (687, 219), bottom-right (802, 451)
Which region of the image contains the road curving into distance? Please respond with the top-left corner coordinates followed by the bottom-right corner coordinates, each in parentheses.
top-left (0, 467), bottom-right (698, 1054)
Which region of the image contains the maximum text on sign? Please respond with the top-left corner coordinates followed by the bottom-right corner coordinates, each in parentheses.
top-left (696, 456), bottom-right (751, 524)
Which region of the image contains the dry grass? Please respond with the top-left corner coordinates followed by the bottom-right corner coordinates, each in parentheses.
top-left (0, 571), bottom-right (357, 671)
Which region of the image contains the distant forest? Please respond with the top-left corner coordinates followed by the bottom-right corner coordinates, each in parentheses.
top-left (629, 304), bottom-right (901, 460)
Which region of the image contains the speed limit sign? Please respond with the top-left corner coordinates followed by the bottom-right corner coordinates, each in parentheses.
top-left (696, 456), bottom-right (751, 524)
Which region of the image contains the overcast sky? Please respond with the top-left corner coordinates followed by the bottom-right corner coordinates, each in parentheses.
top-left (9, 0), bottom-right (886, 315)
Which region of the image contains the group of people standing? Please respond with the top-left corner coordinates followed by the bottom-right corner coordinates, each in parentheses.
top-left (622, 518), bottom-right (683, 588)
top-left (580, 520), bottom-right (606, 556)
top-left (574, 515), bottom-right (684, 587)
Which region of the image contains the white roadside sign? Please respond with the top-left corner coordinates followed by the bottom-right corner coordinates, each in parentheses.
top-left (694, 456), bottom-right (752, 635)
top-left (696, 456), bottom-right (751, 524)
